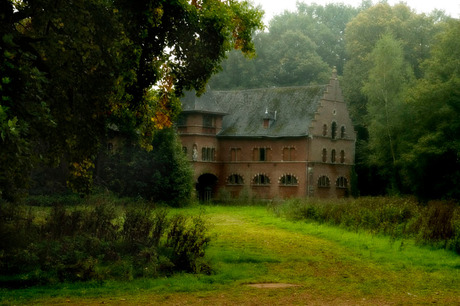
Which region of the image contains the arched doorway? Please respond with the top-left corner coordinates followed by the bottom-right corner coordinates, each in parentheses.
top-left (196, 173), bottom-right (218, 202)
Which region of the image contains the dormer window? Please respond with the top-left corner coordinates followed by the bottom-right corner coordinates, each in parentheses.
top-left (263, 118), bottom-right (270, 128)
top-left (263, 108), bottom-right (276, 128)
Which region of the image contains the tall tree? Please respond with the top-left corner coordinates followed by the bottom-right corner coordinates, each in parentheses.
top-left (400, 19), bottom-right (460, 199)
top-left (344, 3), bottom-right (441, 127)
top-left (0, 0), bottom-right (263, 201)
top-left (343, 2), bottom-right (446, 195)
top-left (362, 33), bottom-right (413, 192)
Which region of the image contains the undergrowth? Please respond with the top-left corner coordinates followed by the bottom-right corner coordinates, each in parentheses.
top-left (269, 197), bottom-right (460, 254)
top-left (0, 196), bottom-right (210, 287)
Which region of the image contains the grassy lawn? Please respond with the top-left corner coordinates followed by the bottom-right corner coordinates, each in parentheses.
top-left (1, 204), bottom-right (459, 305)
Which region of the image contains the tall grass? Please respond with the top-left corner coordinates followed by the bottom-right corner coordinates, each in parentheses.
top-left (269, 197), bottom-right (460, 254)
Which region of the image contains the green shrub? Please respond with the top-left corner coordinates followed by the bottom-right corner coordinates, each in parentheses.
top-left (167, 214), bottom-right (211, 274)
top-left (0, 197), bottom-right (211, 286)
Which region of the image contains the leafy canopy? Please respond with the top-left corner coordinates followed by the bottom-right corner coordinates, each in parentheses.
top-left (0, 0), bottom-right (263, 200)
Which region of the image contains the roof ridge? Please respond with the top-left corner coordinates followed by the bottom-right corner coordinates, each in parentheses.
top-left (211, 84), bottom-right (326, 93)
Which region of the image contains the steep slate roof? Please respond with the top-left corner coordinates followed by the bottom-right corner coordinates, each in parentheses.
top-left (182, 85), bottom-right (326, 138)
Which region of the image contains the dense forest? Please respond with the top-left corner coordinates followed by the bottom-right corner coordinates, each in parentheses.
top-left (210, 2), bottom-right (460, 200)
top-left (1, 0), bottom-right (459, 202)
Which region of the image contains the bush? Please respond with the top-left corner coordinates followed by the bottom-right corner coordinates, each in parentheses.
top-left (166, 214), bottom-right (211, 274)
top-left (271, 197), bottom-right (460, 254)
top-left (0, 197), bottom-right (211, 286)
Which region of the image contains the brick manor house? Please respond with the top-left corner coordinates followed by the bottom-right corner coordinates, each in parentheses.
top-left (177, 69), bottom-right (356, 200)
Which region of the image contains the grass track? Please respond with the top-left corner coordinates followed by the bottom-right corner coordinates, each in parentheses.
top-left (2, 204), bottom-right (459, 305)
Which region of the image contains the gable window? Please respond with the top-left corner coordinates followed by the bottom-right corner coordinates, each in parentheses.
top-left (331, 121), bottom-right (337, 139)
top-left (202, 147), bottom-right (215, 161)
top-left (280, 174), bottom-right (298, 186)
top-left (203, 115), bottom-right (214, 128)
top-left (253, 174), bottom-right (270, 185)
top-left (341, 126), bottom-right (346, 138)
top-left (331, 149), bottom-right (336, 163)
top-left (318, 176), bottom-right (330, 188)
top-left (322, 124), bottom-right (328, 136)
top-left (282, 147), bottom-right (296, 161)
top-left (336, 177), bottom-right (348, 188)
top-left (340, 150), bottom-right (345, 163)
top-left (227, 174), bottom-right (244, 185)
top-left (322, 148), bottom-right (327, 163)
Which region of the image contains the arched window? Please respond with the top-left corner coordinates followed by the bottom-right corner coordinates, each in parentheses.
top-left (336, 177), bottom-right (348, 188)
top-left (340, 150), bottom-right (345, 163)
top-left (331, 121), bottom-right (337, 139)
top-left (341, 126), bottom-right (346, 138)
top-left (331, 149), bottom-right (336, 163)
top-left (280, 174), bottom-right (298, 186)
top-left (227, 174), bottom-right (244, 185)
top-left (318, 176), bottom-right (330, 188)
top-left (322, 124), bottom-right (328, 136)
top-left (322, 148), bottom-right (327, 163)
top-left (253, 174), bottom-right (270, 185)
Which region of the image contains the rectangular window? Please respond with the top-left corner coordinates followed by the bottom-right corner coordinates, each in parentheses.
top-left (259, 148), bottom-right (266, 161)
top-left (231, 148), bottom-right (241, 161)
top-left (203, 115), bottom-right (214, 128)
top-left (202, 147), bottom-right (215, 161)
top-left (253, 147), bottom-right (270, 161)
top-left (202, 147), bottom-right (206, 161)
top-left (283, 147), bottom-right (296, 161)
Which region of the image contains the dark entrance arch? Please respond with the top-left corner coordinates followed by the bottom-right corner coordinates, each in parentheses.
top-left (196, 173), bottom-right (218, 202)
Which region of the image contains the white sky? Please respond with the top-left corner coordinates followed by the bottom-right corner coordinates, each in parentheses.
top-left (254, 0), bottom-right (460, 24)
